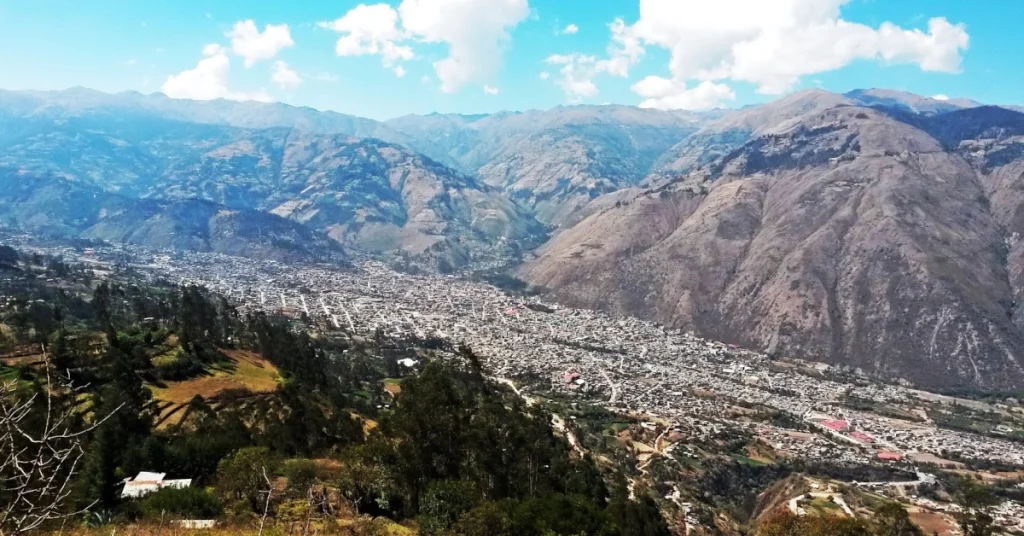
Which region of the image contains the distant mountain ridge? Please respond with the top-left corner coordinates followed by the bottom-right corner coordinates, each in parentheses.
top-left (387, 105), bottom-right (720, 225)
top-left (0, 109), bottom-right (544, 267)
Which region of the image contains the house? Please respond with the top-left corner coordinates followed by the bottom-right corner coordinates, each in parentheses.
top-left (877, 451), bottom-right (903, 461)
top-left (121, 472), bottom-right (192, 498)
top-left (819, 420), bottom-right (849, 432)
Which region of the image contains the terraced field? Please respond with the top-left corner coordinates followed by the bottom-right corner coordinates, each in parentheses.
top-left (150, 349), bottom-right (282, 428)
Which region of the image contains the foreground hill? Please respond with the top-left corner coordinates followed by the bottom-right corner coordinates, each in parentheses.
top-left (0, 168), bottom-right (343, 262)
top-left (387, 105), bottom-right (715, 226)
top-left (522, 99), bottom-right (1024, 389)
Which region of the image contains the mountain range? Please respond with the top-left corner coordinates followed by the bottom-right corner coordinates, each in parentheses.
top-left (3, 86), bottom-right (1024, 389)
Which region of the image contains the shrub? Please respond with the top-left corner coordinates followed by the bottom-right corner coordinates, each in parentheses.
top-left (141, 486), bottom-right (222, 519)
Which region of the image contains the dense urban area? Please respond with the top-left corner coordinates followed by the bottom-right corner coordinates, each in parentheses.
top-left (4, 232), bottom-right (1023, 535)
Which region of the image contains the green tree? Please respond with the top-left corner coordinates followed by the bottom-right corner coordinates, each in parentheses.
top-left (873, 502), bottom-right (923, 536)
top-left (216, 447), bottom-right (279, 513)
top-left (954, 480), bottom-right (997, 536)
top-left (282, 459), bottom-right (320, 497)
top-left (418, 480), bottom-right (480, 535)
top-left (141, 487), bottom-right (222, 519)
top-left (0, 245), bottom-right (19, 268)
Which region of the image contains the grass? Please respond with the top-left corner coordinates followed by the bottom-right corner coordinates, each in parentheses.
top-left (383, 378), bottom-right (402, 396)
top-left (148, 350), bottom-right (282, 428)
top-left (58, 517), bottom-right (418, 536)
top-left (602, 422), bottom-right (630, 436)
top-left (802, 497), bottom-right (844, 517)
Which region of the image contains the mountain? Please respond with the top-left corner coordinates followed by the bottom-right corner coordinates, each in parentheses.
top-left (521, 96), bottom-right (1024, 389)
top-left (0, 168), bottom-right (342, 262)
top-left (647, 90), bottom-right (854, 185)
top-left (844, 88), bottom-right (982, 114)
top-left (0, 109), bottom-right (544, 266)
top-left (0, 87), bottom-right (461, 170)
top-left (387, 105), bottom-right (715, 226)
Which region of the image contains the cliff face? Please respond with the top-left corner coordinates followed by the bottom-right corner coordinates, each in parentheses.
top-left (522, 103), bottom-right (1024, 389)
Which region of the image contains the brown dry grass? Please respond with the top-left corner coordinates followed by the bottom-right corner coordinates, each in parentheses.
top-left (908, 508), bottom-right (957, 536)
top-left (57, 517), bottom-right (417, 536)
top-left (149, 350), bottom-right (282, 428)
top-left (149, 351), bottom-right (281, 405)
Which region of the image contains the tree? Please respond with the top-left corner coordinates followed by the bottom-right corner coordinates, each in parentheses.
top-left (1, 372), bottom-right (122, 533)
top-left (0, 245), bottom-right (18, 269)
top-left (873, 502), bottom-right (923, 536)
top-left (418, 480), bottom-right (480, 535)
top-left (216, 447), bottom-right (280, 513)
top-left (953, 480), bottom-right (997, 536)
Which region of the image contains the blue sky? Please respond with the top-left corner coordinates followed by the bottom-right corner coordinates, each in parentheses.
top-left (0, 0), bottom-right (1020, 120)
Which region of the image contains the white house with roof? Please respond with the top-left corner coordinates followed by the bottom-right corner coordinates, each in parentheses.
top-left (121, 471), bottom-right (192, 498)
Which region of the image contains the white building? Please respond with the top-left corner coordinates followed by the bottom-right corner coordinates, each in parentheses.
top-left (121, 471), bottom-right (192, 498)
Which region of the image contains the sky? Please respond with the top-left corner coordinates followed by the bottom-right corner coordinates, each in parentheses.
top-left (0, 0), bottom-right (1020, 120)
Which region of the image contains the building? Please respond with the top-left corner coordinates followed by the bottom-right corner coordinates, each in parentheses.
top-left (121, 472), bottom-right (192, 498)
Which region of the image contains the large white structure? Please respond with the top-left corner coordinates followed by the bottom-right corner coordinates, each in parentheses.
top-left (121, 471), bottom-right (192, 498)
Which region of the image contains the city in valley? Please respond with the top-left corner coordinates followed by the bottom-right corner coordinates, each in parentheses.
top-left (12, 235), bottom-right (1024, 533)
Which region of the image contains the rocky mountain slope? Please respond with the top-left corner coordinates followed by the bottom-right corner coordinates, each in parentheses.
top-left (646, 89), bottom-right (984, 186)
top-left (0, 168), bottom-right (341, 262)
top-left (0, 110), bottom-right (544, 267)
top-left (522, 99), bottom-right (1024, 389)
top-left (387, 105), bottom-right (715, 226)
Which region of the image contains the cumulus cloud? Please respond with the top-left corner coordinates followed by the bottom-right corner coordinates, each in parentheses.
top-left (229, 20), bottom-right (294, 67)
top-left (271, 61), bottom-right (302, 89)
top-left (318, 3), bottom-right (414, 68)
top-left (562, 23), bottom-right (579, 35)
top-left (400, 0), bottom-right (530, 92)
top-left (483, 85), bottom-right (499, 95)
top-left (162, 44), bottom-right (272, 102)
top-left (320, 0), bottom-right (529, 92)
top-left (545, 18), bottom-right (644, 101)
top-left (394, 65), bottom-right (407, 78)
top-left (633, 77), bottom-right (736, 110)
top-left (619, 0), bottom-right (969, 109)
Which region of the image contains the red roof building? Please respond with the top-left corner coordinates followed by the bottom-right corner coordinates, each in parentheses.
top-left (877, 451), bottom-right (903, 461)
top-left (820, 419), bottom-right (849, 432)
top-left (848, 431), bottom-right (874, 443)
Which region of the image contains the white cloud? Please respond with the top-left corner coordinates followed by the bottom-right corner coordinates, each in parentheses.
top-left (562, 23), bottom-right (579, 35)
top-left (394, 65), bottom-right (407, 78)
top-left (545, 18), bottom-right (644, 101)
top-left (633, 77), bottom-right (735, 110)
top-left (318, 4), bottom-right (414, 66)
top-left (931, 93), bottom-right (950, 101)
top-left (619, 0), bottom-right (969, 108)
top-left (229, 20), bottom-right (294, 67)
top-left (483, 85), bottom-right (499, 95)
top-left (399, 0), bottom-right (530, 93)
top-left (321, 0), bottom-right (529, 93)
top-left (539, 71), bottom-right (550, 80)
top-left (162, 44), bottom-right (272, 102)
top-left (271, 61), bottom-right (302, 89)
